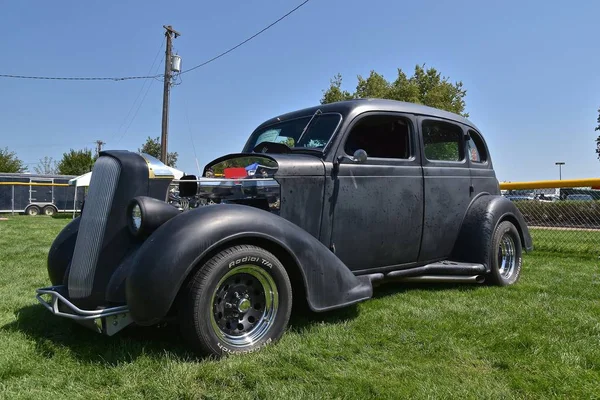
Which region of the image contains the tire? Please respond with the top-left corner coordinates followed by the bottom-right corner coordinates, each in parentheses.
top-left (487, 221), bottom-right (522, 286)
top-left (25, 205), bottom-right (40, 216)
top-left (43, 205), bottom-right (57, 216)
top-left (179, 245), bottom-right (292, 357)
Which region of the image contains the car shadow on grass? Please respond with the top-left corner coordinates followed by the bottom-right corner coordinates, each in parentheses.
top-left (2, 282), bottom-right (481, 365)
top-left (2, 302), bottom-right (360, 365)
top-left (1, 304), bottom-right (195, 365)
top-left (371, 280), bottom-right (482, 299)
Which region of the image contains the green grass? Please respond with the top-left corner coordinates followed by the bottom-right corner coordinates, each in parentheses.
top-left (1, 216), bottom-right (599, 399)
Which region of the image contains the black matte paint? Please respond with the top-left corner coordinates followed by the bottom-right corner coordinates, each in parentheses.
top-left (125, 204), bottom-right (373, 325)
top-left (43, 99), bottom-right (533, 329)
top-left (127, 196), bottom-right (182, 238)
top-left (451, 194), bottom-right (533, 266)
top-left (47, 217), bottom-right (81, 285)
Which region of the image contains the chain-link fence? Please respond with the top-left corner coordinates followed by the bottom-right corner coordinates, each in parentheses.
top-left (501, 182), bottom-right (600, 256)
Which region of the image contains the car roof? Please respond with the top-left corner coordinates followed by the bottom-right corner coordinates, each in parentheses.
top-left (254, 98), bottom-right (479, 132)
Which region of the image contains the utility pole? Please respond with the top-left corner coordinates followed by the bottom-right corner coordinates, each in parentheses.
top-left (161, 25), bottom-right (180, 164)
top-left (95, 140), bottom-right (105, 158)
top-left (555, 161), bottom-right (565, 180)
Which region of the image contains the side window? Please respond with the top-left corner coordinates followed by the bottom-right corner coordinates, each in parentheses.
top-left (344, 115), bottom-right (411, 159)
top-left (422, 120), bottom-right (464, 162)
top-left (466, 130), bottom-right (487, 163)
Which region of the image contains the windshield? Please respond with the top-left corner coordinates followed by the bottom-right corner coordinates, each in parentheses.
top-left (243, 113), bottom-right (342, 152)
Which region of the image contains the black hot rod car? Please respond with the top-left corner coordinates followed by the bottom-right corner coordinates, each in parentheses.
top-left (37, 99), bottom-right (532, 356)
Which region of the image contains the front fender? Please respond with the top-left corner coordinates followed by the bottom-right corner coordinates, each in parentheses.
top-left (47, 217), bottom-right (81, 285)
top-left (126, 205), bottom-right (372, 325)
top-left (451, 195), bottom-right (533, 268)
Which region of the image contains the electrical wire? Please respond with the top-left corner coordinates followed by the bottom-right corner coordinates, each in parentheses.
top-left (113, 41), bottom-right (164, 143)
top-left (180, 0), bottom-right (311, 74)
top-left (0, 73), bottom-right (161, 81)
top-left (0, 0), bottom-right (311, 82)
top-left (181, 93), bottom-right (202, 177)
top-left (115, 56), bottom-right (164, 146)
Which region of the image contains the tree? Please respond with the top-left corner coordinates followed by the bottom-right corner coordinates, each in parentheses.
top-left (57, 148), bottom-right (95, 176)
top-left (595, 108), bottom-right (600, 160)
top-left (138, 136), bottom-right (178, 168)
top-left (34, 156), bottom-right (58, 175)
top-left (0, 147), bottom-right (27, 173)
top-left (320, 64), bottom-right (469, 117)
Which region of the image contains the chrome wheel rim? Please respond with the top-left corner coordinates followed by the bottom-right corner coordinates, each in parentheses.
top-left (44, 208), bottom-right (53, 215)
top-left (497, 234), bottom-right (516, 279)
top-left (28, 208), bottom-right (38, 215)
top-left (210, 265), bottom-right (278, 348)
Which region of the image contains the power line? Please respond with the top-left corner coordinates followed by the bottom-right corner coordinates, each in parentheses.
top-left (0, 73), bottom-right (161, 81)
top-left (115, 58), bottom-right (164, 146)
top-left (113, 41), bottom-right (164, 144)
top-left (0, 0), bottom-right (311, 82)
top-left (181, 0), bottom-right (311, 74)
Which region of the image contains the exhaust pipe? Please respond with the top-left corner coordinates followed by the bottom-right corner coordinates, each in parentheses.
top-left (395, 275), bottom-right (486, 284)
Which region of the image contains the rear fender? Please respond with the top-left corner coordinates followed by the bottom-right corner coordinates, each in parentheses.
top-left (451, 195), bottom-right (533, 269)
top-left (125, 204), bottom-right (372, 325)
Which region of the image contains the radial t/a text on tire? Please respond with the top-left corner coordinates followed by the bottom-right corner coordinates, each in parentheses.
top-left (179, 245), bottom-right (293, 356)
top-left (487, 221), bottom-right (522, 286)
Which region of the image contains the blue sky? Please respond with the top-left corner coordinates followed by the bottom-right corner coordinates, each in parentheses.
top-left (1, 0), bottom-right (599, 181)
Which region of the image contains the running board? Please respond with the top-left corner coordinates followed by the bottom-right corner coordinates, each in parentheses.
top-left (361, 261), bottom-right (487, 285)
top-left (386, 261), bottom-right (486, 279)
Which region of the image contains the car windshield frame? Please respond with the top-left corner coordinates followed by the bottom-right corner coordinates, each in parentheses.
top-left (243, 112), bottom-right (343, 154)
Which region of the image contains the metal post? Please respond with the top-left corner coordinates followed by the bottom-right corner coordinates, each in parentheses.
top-left (161, 25), bottom-right (180, 164)
top-left (11, 185), bottom-right (14, 215)
top-left (555, 162), bottom-right (565, 180)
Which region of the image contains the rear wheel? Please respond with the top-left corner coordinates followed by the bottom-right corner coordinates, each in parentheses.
top-left (487, 221), bottom-right (522, 286)
top-left (179, 245), bottom-right (292, 356)
top-left (25, 205), bottom-right (40, 216)
top-left (43, 205), bottom-right (57, 216)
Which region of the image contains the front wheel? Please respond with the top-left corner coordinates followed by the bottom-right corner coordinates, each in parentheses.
top-left (487, 221), bottom-right (522, 286)
top-left (179, 245), bottom-right (292, 356)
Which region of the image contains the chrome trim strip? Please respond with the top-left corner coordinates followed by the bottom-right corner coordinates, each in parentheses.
top-left (139, 153), bottom-right (175, 178)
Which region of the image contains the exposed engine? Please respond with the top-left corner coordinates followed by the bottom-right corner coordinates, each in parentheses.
top-left (174, 155), bottom-right (281, 214)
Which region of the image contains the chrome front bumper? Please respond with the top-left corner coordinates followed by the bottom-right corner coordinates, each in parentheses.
top-left (35, 285), bottom-right (133, 336)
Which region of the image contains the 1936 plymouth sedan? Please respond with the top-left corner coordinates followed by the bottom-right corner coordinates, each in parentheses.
top-left (36, 99), bottom-right (532, 356)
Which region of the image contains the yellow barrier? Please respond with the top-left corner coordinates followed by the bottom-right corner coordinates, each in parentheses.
top-left (0, 182), bottom-right (70, 187)
top-left (500, 178), bottom-right (600, 190)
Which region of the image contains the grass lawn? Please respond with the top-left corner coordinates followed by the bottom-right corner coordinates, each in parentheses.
top-left (1, 216), bottom-right (599, 399)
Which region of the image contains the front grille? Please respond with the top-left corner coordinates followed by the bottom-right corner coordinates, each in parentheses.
top-left (68, 157), bottom-right (121, 299)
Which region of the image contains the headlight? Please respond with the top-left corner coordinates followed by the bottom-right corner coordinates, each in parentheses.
top-left (127, 196), bottom-right (182, 238)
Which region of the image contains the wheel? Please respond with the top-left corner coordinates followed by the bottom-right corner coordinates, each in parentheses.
top-left (487, 221), bottom-right (522, 286)
top-left (43, 205), bottom-right (57, 216)
top-left (179, 245), bottom-right (292, 356)
top-left (25, 205), bottom-right (40, 216)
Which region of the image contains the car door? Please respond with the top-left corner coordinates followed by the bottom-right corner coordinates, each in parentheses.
top-left (418, 117), bottom-right (471, 262)
top-left (328, 112), bottom-right (424, 272)
top-left (465, 128), bottom-right (499, 196)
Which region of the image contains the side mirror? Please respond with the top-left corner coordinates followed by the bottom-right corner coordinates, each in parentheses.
top-left (337, 149), bottom-right (368, 165)
top-left (353, 149), bottom-right (368, 163)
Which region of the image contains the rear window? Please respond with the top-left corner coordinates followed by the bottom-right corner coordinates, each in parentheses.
top-left (467, 130), bottom-right (487, 163)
